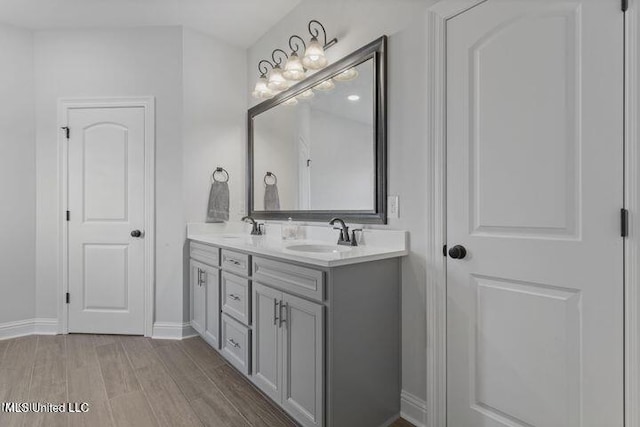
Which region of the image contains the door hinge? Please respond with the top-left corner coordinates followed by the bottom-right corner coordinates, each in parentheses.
top-left (621, 208), bottom-right (629, 237)
top-left (66, 211), bottom-right (70, 222)
top-left (442, 244), bottom-right (447, 257)
top-left (61, 126), bottom-right (70, 139)
top-left (622, 0), bottom-right (629, 12)
top-left (65, 293), bottom-right (70, 304)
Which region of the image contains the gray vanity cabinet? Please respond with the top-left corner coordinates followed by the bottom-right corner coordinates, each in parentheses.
top-left (189, 240), bottom-right (401, 427)
top-left (252, 283), bottom-right (324, 427)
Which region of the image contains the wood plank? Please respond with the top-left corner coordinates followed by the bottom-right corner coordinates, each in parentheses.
top-left (110, 391), bottom-right (158, 427)
top-left (0, 367), bottom-right (32, 427)
top-left (96, 342), bottom-right (140, 399)
top-left (68, 365), bottom-right (113, 427)
top-left (67, 334), bottom-right (98, 370)
top-left (26, 336), bottom-right (69, 427)
top-left (118, 337), bottom-right (163, 371)
top-left (178, 337), bottom-right (226, 374)
top-left (0, 339), bottom-right (9, 364)
top-left (2, 335), bottom-right (37, 373)
top-left (206, 364), bottom-right (295, 427)
top-left (133, 363), bottom-right (203, 427)
top-left (92, 335), bottom-right (119, 347)
top-left (190, 389), bottom-right (251, 427)
top-left (390, 419), bottom-right (416, 427)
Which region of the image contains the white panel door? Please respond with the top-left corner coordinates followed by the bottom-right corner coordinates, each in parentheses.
top-left (68, 107), bottom-right (146, 335)
top-left (281, 292), bottom-right (323, 427)
top-left (446, 1), bottom-right (623, 426)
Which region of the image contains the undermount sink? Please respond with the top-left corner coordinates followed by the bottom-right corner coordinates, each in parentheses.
top-left (286, 244), bottom-right (351, 254)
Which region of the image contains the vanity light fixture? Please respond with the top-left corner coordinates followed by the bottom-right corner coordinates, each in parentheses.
top-left (283, 35), bottom-right (307, 81)
top-left (334, 67), bottom-right (359, 82)
top-left (267, 49), bottom-right (291, 91)
top-left (252, 19), bottom-right (338, 99)
top-left (302, 20), bottom-right (336, 70)
top-left (252, 60), bottom-right (275, 99)
top-left (347, 94), bottom-right (360, 102)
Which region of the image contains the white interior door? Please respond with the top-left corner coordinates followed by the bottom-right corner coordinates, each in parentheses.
top-left (446, 1), bottom-right (624, 426)
top-left (68, 106), bottom-right (146, 335)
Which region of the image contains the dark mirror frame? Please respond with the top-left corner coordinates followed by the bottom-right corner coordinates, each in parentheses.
top-left (247, 36), bottom-right (387, 224)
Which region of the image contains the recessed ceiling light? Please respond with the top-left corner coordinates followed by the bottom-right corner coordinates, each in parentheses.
top-left (348, 95), bottom-right (360, 102)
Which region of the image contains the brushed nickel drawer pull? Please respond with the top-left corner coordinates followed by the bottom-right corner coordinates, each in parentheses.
top-left (227, 338), bottom-right (240, 348)
top-left (228, 294), bottom-right (240, 301)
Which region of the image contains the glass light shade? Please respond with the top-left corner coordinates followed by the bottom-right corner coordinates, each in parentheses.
top-left (298, 89), bottom-right (314, 100)
top-left (315, 78), bottom-right (335, 91)
top-left (334, 67), bottom-right (359, 82)
top-left (267, 66), bottom-right (289, 91)
top-left (302, 37), bottom-right (328, 70)
top-left (283, 97), bottom-right (299, 106)
top-left (283, 53), bottom-right (306, 81)
top-left (252, 75), bottom-right (273, 99)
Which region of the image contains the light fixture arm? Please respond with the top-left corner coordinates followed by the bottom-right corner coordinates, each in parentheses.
top-left (257, 60), bottom-right (274, 77)
top-left (308, 19), bottom-right (338, 49)
top-left (271, 48), bottom-right (289, 67)
top-left (288, 35), bottom-right (306, 54)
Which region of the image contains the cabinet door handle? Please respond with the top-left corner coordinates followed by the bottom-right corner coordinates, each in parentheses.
top-left (228, 294), bottom-right (240, 301)
top-left (274, 299), bottom-right (280, 325)
top-left (228, 259), bottom-right (241, 266)
top-left (198, 269), bottom-right (205, 287)
top-left (227, 338), bottom-right (240, 348)
top-left (279, 301), bottom-right (288, 328)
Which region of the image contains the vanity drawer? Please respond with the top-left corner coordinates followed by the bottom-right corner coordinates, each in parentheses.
top-left (221, 272), bottom-right (251, 325)
top-left (253, 257), bottom-right (324, 303)
top-left (221, 313), bottom-right (251, 375)
top-left (190, 242), bottom-right (220, 267)
top-left (221, 249), bottom-right (251, 276)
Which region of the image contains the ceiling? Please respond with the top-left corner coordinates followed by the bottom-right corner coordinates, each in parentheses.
top-left (0, 0), bottom-right (301, 48)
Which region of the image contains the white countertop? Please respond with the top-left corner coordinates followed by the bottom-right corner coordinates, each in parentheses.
top-left (187, 223), bottom-right (409, 268)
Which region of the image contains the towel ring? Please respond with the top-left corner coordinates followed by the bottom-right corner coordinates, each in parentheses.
top-left (212, 167), bottom-right (229, 183)
top-left (264, 172), bottom-right (277, 186)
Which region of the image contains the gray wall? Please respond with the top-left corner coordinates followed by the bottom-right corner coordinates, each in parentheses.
top-left (0, 24), bottom-right (36, 324)
top-left (247, 0), bottom-right (434, 408)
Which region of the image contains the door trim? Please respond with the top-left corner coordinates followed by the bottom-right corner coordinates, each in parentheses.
top-left (425, 1), bottom-right (635, 426)
top-left (57, 97), bottom-right (156, 337)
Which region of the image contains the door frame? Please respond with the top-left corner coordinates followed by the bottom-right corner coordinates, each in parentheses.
top-left (57, 97), bottom-right (156, 337)
top-left (424, 1), bottom-right (638, 426)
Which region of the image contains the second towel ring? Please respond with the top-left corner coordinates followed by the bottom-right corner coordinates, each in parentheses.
top-left (212, 167), bottom-right (229, 183)
top-left (264, 172), bottom-right (277, 185)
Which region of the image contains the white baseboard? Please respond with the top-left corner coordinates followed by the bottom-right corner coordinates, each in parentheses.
top-left (0, 318), bottom-right (59, 340)
top-left (152, 321), bottom-right (197, 340)
top-left (401, 390), bottom-right (428, 427)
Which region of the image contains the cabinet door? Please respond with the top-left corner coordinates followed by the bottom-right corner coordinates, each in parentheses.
top-left (252, 283), bottom-right (283, 403)
top-left (281, 293), bottom-right (324, 427)
top-left (190, 260), bottom-right (206, 335)
top-left (203, 264), bottom-right (220, 349)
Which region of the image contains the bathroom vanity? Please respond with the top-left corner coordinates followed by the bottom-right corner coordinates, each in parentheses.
top-left (187, 226), bottom-right (407, 427)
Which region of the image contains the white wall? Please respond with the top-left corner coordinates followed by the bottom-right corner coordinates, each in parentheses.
top-left (247, 0), bottom-right (435, 410)
top-left (34, 27), bottom-right (185, 326)
top-left (182, 28), bottom-right (247, 321)
top-left (0, 24), bottom-right (36, 324)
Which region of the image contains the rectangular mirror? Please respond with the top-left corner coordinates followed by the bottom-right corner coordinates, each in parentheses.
top-left (248, 36), bottom-right (387, 223)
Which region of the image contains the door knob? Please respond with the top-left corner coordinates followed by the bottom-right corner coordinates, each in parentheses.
top-left (448, 245), bottom-right (467, 259)
top-left (131, 230), bottom-right (143, 238)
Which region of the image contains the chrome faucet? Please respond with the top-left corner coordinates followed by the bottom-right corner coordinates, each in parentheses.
top-left (242, 216), bottom-right (263, 235)
top-left (329, 218), bottom-right (360, 246)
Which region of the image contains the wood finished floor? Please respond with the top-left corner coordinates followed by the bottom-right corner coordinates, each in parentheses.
top-left (0, 335), bottom-right (414, 427)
